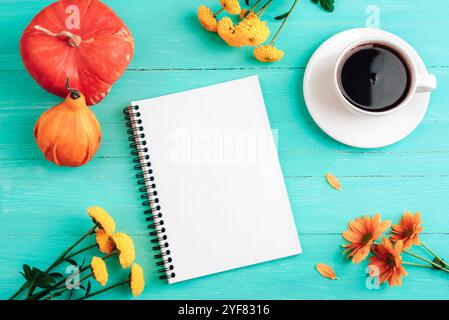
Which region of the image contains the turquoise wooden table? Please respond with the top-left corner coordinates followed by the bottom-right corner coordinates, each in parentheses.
top-left (2, 0), bottom-right (449, 300)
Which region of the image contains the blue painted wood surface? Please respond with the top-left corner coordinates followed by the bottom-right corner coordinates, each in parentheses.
top-left (1, 0), bottom-right (449, 299)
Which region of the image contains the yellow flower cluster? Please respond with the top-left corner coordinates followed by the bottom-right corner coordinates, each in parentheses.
top-left (87, 207), bottom-right (144, 297)
top-left (197, 1), bottom-right (287, 63)
top-left (216, 11), bottom-right (269, 48)
top-left (10, 207), bottom-right (146, 300)
top-left (233, 11), bottom-right (270, 46)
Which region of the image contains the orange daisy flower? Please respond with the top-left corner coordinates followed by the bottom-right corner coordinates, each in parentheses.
top-left (390, 211), bottom-right (423, 250)
top-left (342, 214), bottom-right (391, 263)
top-left (369, 238), bottom-right (407, 287)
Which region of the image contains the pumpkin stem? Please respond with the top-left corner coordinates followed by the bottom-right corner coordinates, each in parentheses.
top-left (65, 78), bottom-right (81, 100)
top-left (34, 25), bottom-right (82, 48)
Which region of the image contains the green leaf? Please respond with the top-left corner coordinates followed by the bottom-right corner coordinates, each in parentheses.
top-left (22, 265), bottom-right (32, 280)
top-left (49, 272), bottom-right (63, 279)
top-left (85, 281), bottom-right (92, 297)
top-left (311, 0), bottom-right (335, 12)
top-left (68, 289), bottom-right (74, 300)
top-left (34, 280), bottom-right (53, 289)
top-left (64, 258), bottom-right (78, 267)
top-left (433, 257), bottom-right (448, 271)
top-left (29, 267), bottom-right (45, 282)
top-left (34, 272), bottom-right (56, 289)
top-left (79, 257), bottom-right (86, 270)
top-left (275, 12), bottom-right (289, 20)
top-left (23, 264), bottom-right (32, 274)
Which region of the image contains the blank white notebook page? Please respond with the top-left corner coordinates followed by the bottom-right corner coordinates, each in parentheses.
top-left (132, 75), bottom-right (301, 284)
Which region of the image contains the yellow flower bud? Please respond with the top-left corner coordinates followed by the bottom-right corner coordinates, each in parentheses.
top-left (253, 45), bottom-right (285, 62)
top-left (130, 263), bottom-right (145, 297)
top-left (220, 0), bottom-right (241, 15)
top-left (198, 5), bottom-right (218, 32)
top-left (87, 207), bottom-right (116, 236)
top-left (91, 256), bottom-right (108, 286)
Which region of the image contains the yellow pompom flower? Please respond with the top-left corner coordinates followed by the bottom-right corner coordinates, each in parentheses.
top-left (253, 45), bottom-right (285, 62)
top-left (91, 256), bottom-right (108, 286)
top-left (129, 263), bottom-right (145, 297)
top-left (112, 232), bottom-right (136, 269)
top-left (198, 5), bottom-right (218, 32)
top-left (220, 0), bottom-right (241, 15)
top-left (96, 229), bottom-right (116, 255)
top-left (235, 11), bottom-right (270, 46)
top-left (217, 17), bottom-right (244, 47)
top-left (87, 207), bottom-right (116, 236)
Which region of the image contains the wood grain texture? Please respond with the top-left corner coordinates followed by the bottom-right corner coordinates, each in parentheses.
top-left (1, 0), bottom-right (449, 300)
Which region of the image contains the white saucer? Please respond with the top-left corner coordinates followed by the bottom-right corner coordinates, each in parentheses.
top-left (303, 28), bottom-right (431, 149)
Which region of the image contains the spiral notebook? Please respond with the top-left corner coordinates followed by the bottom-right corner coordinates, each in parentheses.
top-left (124, 76), bottom-right (301, 284)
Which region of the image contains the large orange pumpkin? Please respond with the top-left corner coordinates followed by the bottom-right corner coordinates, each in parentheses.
top-left (20, 0), bottom-right (134, 105)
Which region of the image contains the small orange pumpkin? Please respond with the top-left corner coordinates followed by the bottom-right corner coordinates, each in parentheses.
top-left (34, 80), bottom-right (102, 167)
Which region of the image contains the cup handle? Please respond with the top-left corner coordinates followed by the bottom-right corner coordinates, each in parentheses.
top-left (416, 73), bottom-right (437, 93)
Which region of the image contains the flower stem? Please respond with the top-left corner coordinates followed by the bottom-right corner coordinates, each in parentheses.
top-left (64, 243), bottom-right (97, 261)
top-left (241, 0), bottom-right (263, 19)
top-left (402, 261), bottom-right (434, 269)
top-left (75, 280), bottom-right (129, 300)
top-left (214, 8), bottom-right (224, 16)
top-left (46, 224), bottom-right (98, 273)
top-left (269, 0), bottom-right (299, 45)
top-left (9, 282), bottom-right (29, 300)
top-left (420, 241), bottom-right (442, 259)
top-left (257, 0), bottom-right (273, 17)
top-left (44, 274), bottom-right (93, 300)
top-left (403, 250), bottom-right (449, 272)
top-left (28, 252), bottom-right (113, 300)
top-left (23, 224), bottom-right (98, 299)
top-left (28, 265), bottom-right (91, 300)
top-left (249, 0), bottom-right (263, 12)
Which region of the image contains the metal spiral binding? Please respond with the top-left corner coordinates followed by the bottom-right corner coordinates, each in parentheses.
top-left (123, 105), bottom-right (175, 281)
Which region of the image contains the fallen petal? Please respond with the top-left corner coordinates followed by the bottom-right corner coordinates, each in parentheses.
top-left (326, 173), bottom-right (342, 192)
top-left (316, 263), bottom-right (338, 280)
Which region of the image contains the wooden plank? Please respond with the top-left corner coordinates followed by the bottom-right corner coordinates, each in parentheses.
top-left (0, 0), bottom-right (448, 71)
top-left (2, 162), bottom-right (449, 234)
top-left (2, 233), bottom-right (449, 299)
top-left (0, 68), bottom-right (448, 154)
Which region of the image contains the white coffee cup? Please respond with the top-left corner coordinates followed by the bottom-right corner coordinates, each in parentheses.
top-left (333, 38), bottom-right (437, 116)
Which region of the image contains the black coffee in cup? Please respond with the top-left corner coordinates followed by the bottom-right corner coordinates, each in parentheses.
top-left (338, 43), bottom-right (411, 112)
